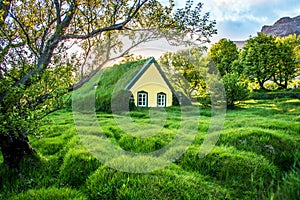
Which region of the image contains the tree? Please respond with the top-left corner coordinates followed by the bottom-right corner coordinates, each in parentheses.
top-left (159, 47), bottom-right (208, 98)
top-left (273, 35), bottom-right (300, 88)
top-left (239, 33), bottom-right (278, 90)
top-left (208, 38), bottom-right (239, 77)
top-left (0, 0), bottom-right (217, 168)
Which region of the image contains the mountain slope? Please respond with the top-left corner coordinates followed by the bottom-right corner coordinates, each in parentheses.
top-left (261, 15), bottom-right (300, 37)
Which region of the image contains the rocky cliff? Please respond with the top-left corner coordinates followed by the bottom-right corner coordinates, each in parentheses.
top-left (261, 15), bottom-right (300, 37)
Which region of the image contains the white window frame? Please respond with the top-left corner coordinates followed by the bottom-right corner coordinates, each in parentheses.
top-left (157, 93), bottom-right (166, 107)
top-left (137, 91), bottom-right (148, 107)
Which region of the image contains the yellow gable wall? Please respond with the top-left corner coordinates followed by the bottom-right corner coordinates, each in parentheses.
top-left (129, 63), bottom-right (173, 107)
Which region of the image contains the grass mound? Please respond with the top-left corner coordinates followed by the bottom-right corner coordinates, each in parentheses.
top-left (10, 187), bottom-right (87, 200)
top-left (59, 148), bottom-right (100, 188)
top-left (218, 127), bottom-right (300, 171)
top-left (178, 145), bottom-right (279, 198)
top-left (85, 165), bottom-right (232, 200)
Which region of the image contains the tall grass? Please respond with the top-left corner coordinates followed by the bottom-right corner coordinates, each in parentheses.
top-left (0, 98), bottom-right (299, 199)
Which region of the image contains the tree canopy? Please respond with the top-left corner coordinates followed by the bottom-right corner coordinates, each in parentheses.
top-left (208, 38), bottom-right (239, 77)
top-left (239, 33), bottom-right (299, 89)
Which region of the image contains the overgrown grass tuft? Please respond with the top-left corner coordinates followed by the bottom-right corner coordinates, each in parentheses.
top-left (273, 168), bottom-right (300, 200)
top-left (178, 145), bottom-right (279, 198)
top-left (217, 127), bottom-right (300, 171)
top-left (85, 165), bottom-right (233, 200)
top-left (59, 148), bottom-right (100, 188)
top-left (10, 187), bottom-right (87, 200)
top-left (0, 98), bottom-right (299, 199)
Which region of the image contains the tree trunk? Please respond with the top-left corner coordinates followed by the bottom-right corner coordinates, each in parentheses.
top-left (258, 79), bottom-right (266, 90)
top-left (0, 132), bottom-right (35, 169)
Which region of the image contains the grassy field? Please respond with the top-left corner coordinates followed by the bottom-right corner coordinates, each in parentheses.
top-left (0, 98), bottom-right (299, 199)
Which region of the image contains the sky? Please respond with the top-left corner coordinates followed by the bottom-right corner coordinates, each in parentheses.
top-left (113, 0), bottom-right (300, 60)
top-left (176, 0), bottom-right (300, 42)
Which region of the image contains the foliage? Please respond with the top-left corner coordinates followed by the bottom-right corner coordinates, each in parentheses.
top-left (239, 33), bottom-right (300, 89)
top-left (222, 73), bottom-right (250, 107)
top-left (239, 33), bottom-right (278, 89)
top-left (251, 90), bottom-right (300, 99)
top-left (159, 47), bottom-right (208, 98)
top-left (208, 38), bottom-right (239, 77)
top-left (272, 36), bottom-right (299, 88)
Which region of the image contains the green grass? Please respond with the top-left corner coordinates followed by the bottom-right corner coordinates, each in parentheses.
top-left (0, 98), bottom-right (299, 199)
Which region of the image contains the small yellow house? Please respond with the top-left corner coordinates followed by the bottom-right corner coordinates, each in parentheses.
top-left (125, 57), bottom-right (175, 107)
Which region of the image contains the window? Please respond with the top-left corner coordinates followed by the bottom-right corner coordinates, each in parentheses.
top-left (157, 92), bottom-right (166, 107)
top-left (137, 91), bottom-right (148, 107)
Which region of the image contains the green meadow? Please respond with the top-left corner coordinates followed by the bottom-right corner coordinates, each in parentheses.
top-left (0, 98), bottom-right (299, 200)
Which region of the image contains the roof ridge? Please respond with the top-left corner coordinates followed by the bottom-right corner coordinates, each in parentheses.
top-left (124, 57), bottom-right (154, 90)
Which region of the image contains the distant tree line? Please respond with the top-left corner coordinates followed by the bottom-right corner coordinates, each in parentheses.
top-left (160, 33), bottom-right (300, 107)
top-left (209, 33), bottom-right (300, 90)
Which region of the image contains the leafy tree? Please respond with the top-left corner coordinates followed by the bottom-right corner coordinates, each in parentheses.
top-left (239, 33), bottom-right (278, 90)
top-left (0, 0), bottom-right (217, 168)
top-left (273, 37), bottom-right (297, 88)
top-left (159, 47), bottom-right (208, 98)
top-left (208, 38), bottom-right (239, 77)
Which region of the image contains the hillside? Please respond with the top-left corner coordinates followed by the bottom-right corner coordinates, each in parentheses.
top-left (261, 15), bottom-right (300, 37)
top-left (232, 15), bottom-right (300, 49)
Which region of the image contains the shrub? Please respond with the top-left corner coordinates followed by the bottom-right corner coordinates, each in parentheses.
top-left (10, 187), bottom-right (87, 200)
top-left (251, 91), bottom-right (300, 99)
top-left (222, 73), bottom-right (250, 107)
top-left (59, 148), bottom-right (100, 188)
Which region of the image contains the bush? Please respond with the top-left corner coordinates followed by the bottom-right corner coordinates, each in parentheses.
top-left (59, 148), bottom-right (100, 188)
top-left (222, 73), bottom-right (250, 107)
top-left (85, 165), bottom-right (232, 200)
top-left (251, 91), bottom-right (300, 99)
top-left (178, 145), bottom-right (279, 197)
top-left (10, 187), bottom-right (87, 200)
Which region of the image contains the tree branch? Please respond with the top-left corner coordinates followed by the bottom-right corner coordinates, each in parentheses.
top-left (64, 0), bottom-right (148, 40)
top-left (53, 0), bottom-right (61, 25)
top-left (10, 14), bottom-right (39, 58)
